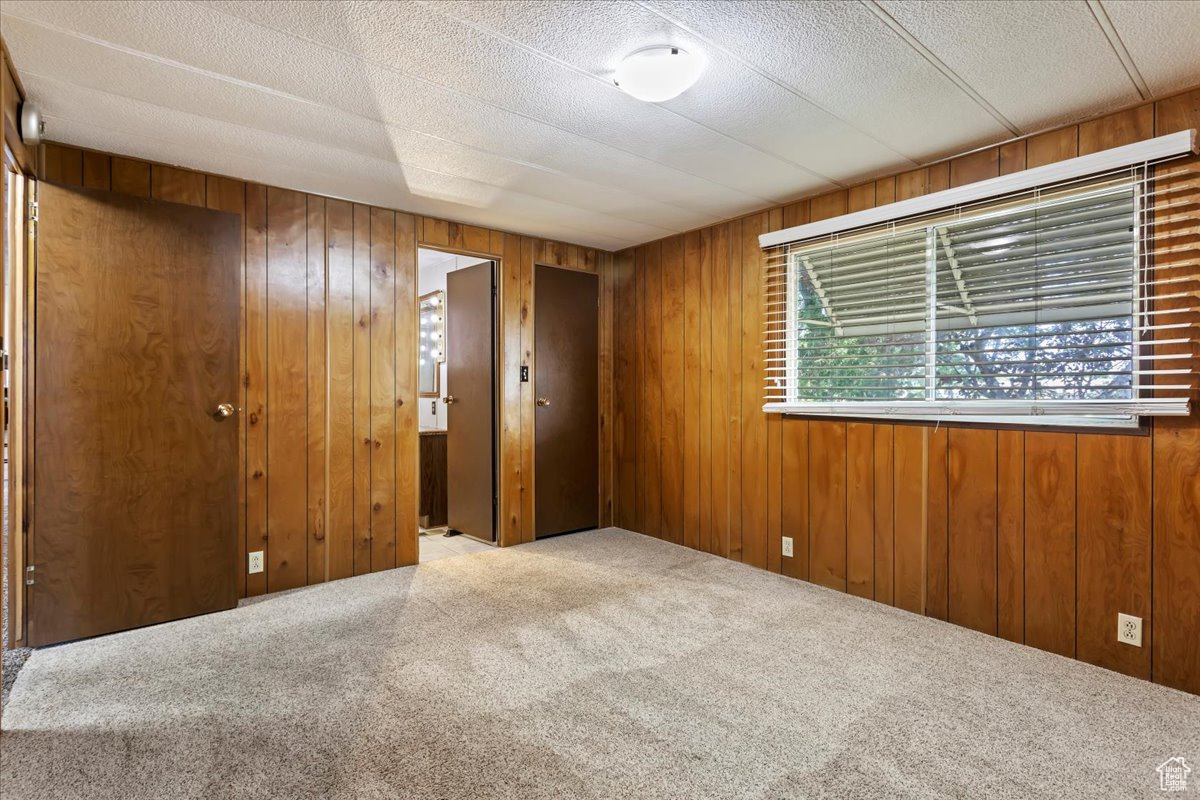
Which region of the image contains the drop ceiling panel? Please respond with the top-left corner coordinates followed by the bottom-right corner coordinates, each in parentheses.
top-left (29, 75), bottom-right (656, 249)
top-left (645, 0), bottom-right (1014, 162)
top-left (202, 0), bottom-right (829, 201)
top-left (4, 15), bottom-right (707, 233)
top-left (876, 0), bottom-right (1141, 132)
top-left (1102, 1), bottom-right (1200, 97)
top-left (1, 0), bottom-right (769, 218)
top-left (422, 0), bottom-right (912, 186)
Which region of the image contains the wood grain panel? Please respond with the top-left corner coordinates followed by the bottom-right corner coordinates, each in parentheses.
top-left (42, 143), bottom-right (81, 186)
top-left (111, 157), bottom-right (151, 197)
top-left (633, 245), bottom-right (647, 535)
top-left (739, 214), bottom-right (769, 568)
top-left (352, 205), bottom-right (372, 574)
top-left (498, 234), bottom-right (525, 546)
top-left (81, 151), bottom-right (110, 191)
top-left (997, 430), bottom-right (1024, 643)
top-left (151, 165), bottom-right (205, 206)
top-left (325, 200), bottom-right (356, 580)
top-left (682, 232), bottom-right (702, 551)
top-left (1024, 432), bottom-right (1076, 658)
top-left (613, 249), bottom-right (637, 530)
top-left (726, 221), bottom-right (743, 561)
top-left (1153, 420), bottom-right (1200, 693)
top-left (1078, 104), bottom-right (1154, 154)
top-left (599, 251), bottom-right (615, 527)
top-left (810, 192), bottom-right (847, 222)
top-left (895, 168), bottom-right (929, 201)
top-left (369, 208), bottom-right (397, 571)
top-left (1155, 88), bottom-right (1200, 135)
top-left (445, 221), bottom-right (491, 255)
top-left (926, 426), bottom-right (949, 620)
top-left (873, 425), bottom-right (894, 605)
top-left (709, 223), bottom-right (733, 558)
top-left (847, 183), bottom-right (876, 212)
top-left (947, 427), bottom-right (997, 635)
top-left (808, 420), bottom-right (847, 591)
top-left (393, 212), bottom-right (419, 567)
top-left (999, 141), bottom-right (1027, 175)
top-left (306, 196), bottom-right (327, 584)
top-left (660, 235), bottom-right (685, 545)
top-left (641, 242), bottom-right (663, 538)
top-left (846, 422), bottom-right (874, 598)
top-left (517, 237), bottom-right (535, 543)
top-left (265, 187), bottom-right (308, 592)
top-left (1077, 433), bottom-right (1151, 679)
top-left (782, 200), bottom-right (808, 229)
top-left (1026, 128), bottom-right (1078, 168)
top-left (892, 424), bottom-right (925, 614)
top-left (781, 418), bottom-right (809, 580)
top-left (949, 148), bottom-right (1000, 188)
top-left (875, 176), bottom-right (896, 206)
top-left (696, 229), bottom-right (713, 554)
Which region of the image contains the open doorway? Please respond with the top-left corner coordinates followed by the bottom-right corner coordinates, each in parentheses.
top-left (417, 248), bottom-right (497, 562)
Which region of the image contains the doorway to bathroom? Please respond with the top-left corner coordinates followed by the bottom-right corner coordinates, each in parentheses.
top-left (417, 248), bottom-right (497, 562)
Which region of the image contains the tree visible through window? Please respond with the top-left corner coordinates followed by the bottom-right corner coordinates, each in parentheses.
top-left (782, 180), bottom-right (1141, 422)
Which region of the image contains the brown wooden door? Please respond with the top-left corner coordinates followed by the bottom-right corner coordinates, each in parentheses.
top-left (30, 183), bottom-right (240, 646)
top-left (445, 260), bottom-right (495, 541)
top-left (534, 265), bottom-right (598, 537)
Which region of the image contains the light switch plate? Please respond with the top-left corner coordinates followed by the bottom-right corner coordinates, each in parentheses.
top-left (782, 536), bottom-right (794, 558)
top-left (248, 551), bottom-right (264, 575)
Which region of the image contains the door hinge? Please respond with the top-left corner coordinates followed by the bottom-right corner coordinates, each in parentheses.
top-left (25, 565), bottom-right (35, 585)
top-left (28, 199), bottom-right (38, 224)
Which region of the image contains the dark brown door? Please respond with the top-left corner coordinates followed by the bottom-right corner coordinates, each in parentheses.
top-left (30, 183), bottom-right (240, 646)
top-left (445, 260), bottom-right (495, 541)
top-left (534, 265), bottom-right (598, 537)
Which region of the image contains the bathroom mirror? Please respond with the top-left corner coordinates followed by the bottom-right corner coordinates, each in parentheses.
top-left (419, 290), bottom-right (445, 397)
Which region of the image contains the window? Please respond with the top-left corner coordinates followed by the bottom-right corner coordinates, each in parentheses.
top-left (763, 138), bottom-right (1198, 428)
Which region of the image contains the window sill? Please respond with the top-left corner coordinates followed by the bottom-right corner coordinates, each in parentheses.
top-left (760, 400), bottom-right (1183, 430)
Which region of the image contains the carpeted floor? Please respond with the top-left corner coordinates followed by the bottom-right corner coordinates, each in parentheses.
top-left (1, 528), bottom-right (1196, 799)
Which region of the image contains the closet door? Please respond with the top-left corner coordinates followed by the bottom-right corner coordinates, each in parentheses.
top-left (30, 183), bottom-right (240, 646)
top-left (534, 265), bottom-right (598, 537)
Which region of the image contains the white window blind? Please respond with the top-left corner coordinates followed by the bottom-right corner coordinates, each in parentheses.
top-left (762, 133), bottom-right (1199, 427)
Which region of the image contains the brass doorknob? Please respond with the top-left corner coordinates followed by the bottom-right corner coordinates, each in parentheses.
top-left (212, 403), bottom-right (235, 421)
top-left (536, 397), bottom-right (551, 407)
top-left (442, 395), bottom-right (456, 404)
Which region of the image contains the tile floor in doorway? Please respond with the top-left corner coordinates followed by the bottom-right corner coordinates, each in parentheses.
top-left (419, 527), bottom-right (493, 561)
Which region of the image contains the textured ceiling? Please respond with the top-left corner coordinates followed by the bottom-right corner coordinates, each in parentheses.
top-left (3, 0), bottom-right (1198, 250)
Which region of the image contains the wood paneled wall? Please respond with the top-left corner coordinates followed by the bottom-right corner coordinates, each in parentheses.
top-left (36, 143), bottom-right (614, 601)
top-left (613, 88), bottom-right (1200, 694)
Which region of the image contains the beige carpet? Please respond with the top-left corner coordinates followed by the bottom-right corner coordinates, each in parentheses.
top-left (1, 528), bottom-right (1196, 799)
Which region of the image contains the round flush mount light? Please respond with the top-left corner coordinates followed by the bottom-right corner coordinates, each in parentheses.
top-left (614, 45), bottom-right (704, 103)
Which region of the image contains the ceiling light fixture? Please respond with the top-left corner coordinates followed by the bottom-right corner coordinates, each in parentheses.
top-left (614, 45), bottom-right (704, 103)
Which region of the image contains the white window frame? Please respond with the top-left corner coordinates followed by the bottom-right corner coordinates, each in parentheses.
top-left (762, 131), bottom-right (1198, 428)
top-left (774, 182), bottom-right (1148, 429)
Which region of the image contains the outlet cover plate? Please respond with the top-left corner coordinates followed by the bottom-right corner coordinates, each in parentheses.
top-left (1117, 612), bottom-right (1142, 647)
top-left (248, 551), bottom-right (264, 575)
top-left (782, 536), bottom-right (794, 558)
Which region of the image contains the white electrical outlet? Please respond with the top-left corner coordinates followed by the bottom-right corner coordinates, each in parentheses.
top-left (248, 551), bottom-right (264, 575)
top-left (1117, 613), bottom-right (1142, 647)
top-left (782, 536), bottom-right (794, 558)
